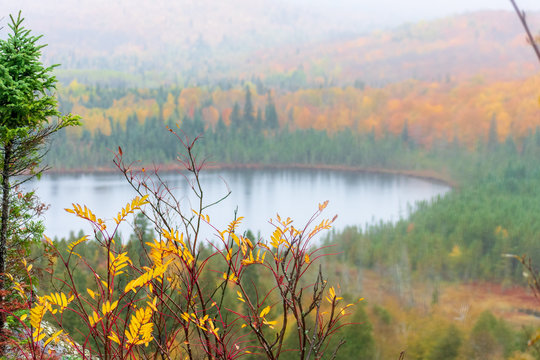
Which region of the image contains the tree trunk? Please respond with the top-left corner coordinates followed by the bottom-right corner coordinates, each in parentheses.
top-left (0, 140), bottom-right (12, 337)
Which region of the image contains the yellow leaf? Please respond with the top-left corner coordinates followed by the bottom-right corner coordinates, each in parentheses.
top-left (33, 329), bottom-right (46, 342)
top-left (87, 288), bottom-right (96, 300)
top-left (102, 300), bottom-right (118, 315)
top-left (43, 330), bottom-right (63, 348)
top-left (89, 311), bottom-right (104, 327)
top-left (326, 286), bottom-right (343, 303)
top-left (260, 306), bottom-right (271, 318)
top-left (125, 305), bottom-right (154, 345)
top-left (68, 235), bottom-right (89, 253)
top-left (109, 332), bottom-right (121, 344)
top-left (115, 196), bottom-right (149, 225)
top-left (530, 329), bottom-right (540, 346)
top-left (263, 319), bottom-right (277, 328)
top-left (30, 304), bottom-right (46, 329)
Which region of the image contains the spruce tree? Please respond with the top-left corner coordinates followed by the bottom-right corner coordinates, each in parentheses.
top-left (243, 85), bottom-right (255, 129)
top-left (230, 102), bottom-right (242, 131)
top-left (487, 115), bottom-right (499, 152)
top-left (0, 12), bottom-right (80, 335)
top-left (265, 92), bottom-right (279, 130)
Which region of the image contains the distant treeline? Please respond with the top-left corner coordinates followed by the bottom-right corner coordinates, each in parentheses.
top-left (48, 83), bottom-right (465, 177)
top-left (326, 129), bottom-right (540, 284)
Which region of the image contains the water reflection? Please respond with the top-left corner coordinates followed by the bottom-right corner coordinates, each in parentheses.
top-left (26, 169), bottom-right (450, 241)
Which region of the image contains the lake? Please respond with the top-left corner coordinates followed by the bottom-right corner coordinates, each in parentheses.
top-left (26, 169), bottom-right (451, 241)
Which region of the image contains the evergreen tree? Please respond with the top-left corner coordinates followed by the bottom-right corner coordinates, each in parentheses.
top-left (427, 324), bottom-right (462, 360)
top-left (0, 12), bottom-right (79, 335)
top-left (243, 85), bottom-right (255, 129)
top-left (466, 310), bottom-right (518, 359)
top-left (265, 92), bottom-right (279, 130)
top-left (215, 113), bottom-right (227, 140)
top-left (230, 102), bottom-right (242, 130)
top-left (322, 304), bottom-right (375, 359)
top-left (401, 119), bottom-right (409, 144)
top-left (487, 115), bottom-right (499, 152)
top-left (255, 107), bottom-right (263, 133)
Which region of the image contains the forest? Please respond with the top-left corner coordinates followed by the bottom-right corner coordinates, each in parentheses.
top-left (37, 79), bottom-right (540, 358)
top-left (3, 5), bottom-right (540, 360)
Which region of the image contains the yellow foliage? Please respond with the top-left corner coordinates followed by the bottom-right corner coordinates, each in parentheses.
top-left (68, 235), bottom-right (89, 257)
top-left (449, 244), bottom-right (462, 258)
top-left (125, 304), bottom-right (155, 346)
top-left (222, 271), bottom-right (238, 283)
top-left (124, 261), bottom-right (171, 293)
top-left (65, 204), bottom-right (106, 230)
top-left (30, 303), bottom-right (46, 330)
top-left (109, 251), bottom-right (132, 276)
top-left (326, 287), bottom-right (343, 304)
top-left (148, 231), bottom-right (194, 266)
top-left (226, 216), bottom-right (245, 234)
top-left (114, 195), bottom-right (149, 225)
top-left (308, 218), bottom-right (335, 238)
top-left (495, 225), bottom-right (509, 239)
top-left (101, 300), bottom-right (119, 316)
top-left (88, 311), bottom-right (102, 327)
top-left (41, 292), bottom-right (75, 313)
top-left (241, 249), bottom-right (266, 266)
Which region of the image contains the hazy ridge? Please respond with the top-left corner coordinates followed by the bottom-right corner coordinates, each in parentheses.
top-left (2, 6), bottom-right (538, 87)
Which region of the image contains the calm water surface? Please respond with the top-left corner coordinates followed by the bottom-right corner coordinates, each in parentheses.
top-left (27, 169), bottom-right (450, 241)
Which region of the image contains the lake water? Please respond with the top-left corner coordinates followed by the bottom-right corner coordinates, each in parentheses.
top-left (26, 169), bottom-right (451, 241)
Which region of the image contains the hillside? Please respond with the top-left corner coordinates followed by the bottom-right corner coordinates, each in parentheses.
top-left (2, 8), bottom-right (538, 87)
top-left (255, 11), bottom-right (540, 85)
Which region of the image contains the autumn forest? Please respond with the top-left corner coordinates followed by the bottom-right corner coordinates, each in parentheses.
top-left (3, 4), bottom-right (540, 360)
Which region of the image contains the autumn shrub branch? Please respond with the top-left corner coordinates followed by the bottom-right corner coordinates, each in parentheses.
top-left (1, 128), bottom-right (361, 359)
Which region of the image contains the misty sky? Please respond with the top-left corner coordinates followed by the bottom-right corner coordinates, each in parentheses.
top-left (366, 0), bottom-right (540, 26)
top-left (286, 0), bottom-right (540, 23)
top-left (2, 0), bottom-right (540, 72)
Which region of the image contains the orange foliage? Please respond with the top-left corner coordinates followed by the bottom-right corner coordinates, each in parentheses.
top-left (162, 93), bottom-right (177, 121)
top-left (65, 71), bottom-right (540, 148)
top-left (202, 106), bottom-right (220, 128)
top-left (221, 108), bottom-right (232, 126)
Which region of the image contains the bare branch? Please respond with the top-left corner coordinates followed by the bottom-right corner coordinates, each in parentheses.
top-left (510, 0), bottom-right (540, 62)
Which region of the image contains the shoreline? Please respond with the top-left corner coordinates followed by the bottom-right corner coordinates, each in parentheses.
top-left (46, 162), bottom-right (457, 188)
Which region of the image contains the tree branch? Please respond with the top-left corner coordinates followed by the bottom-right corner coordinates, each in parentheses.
top-left (510, 0), bottom-right (540, 62)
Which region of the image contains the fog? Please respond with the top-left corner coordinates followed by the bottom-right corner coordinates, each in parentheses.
top-left (1, 0), bottom-right (539, 86)
top-left (2, 0), bottom-right (539, 46)
top-left (3, 0), bottom-right (540, 32)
